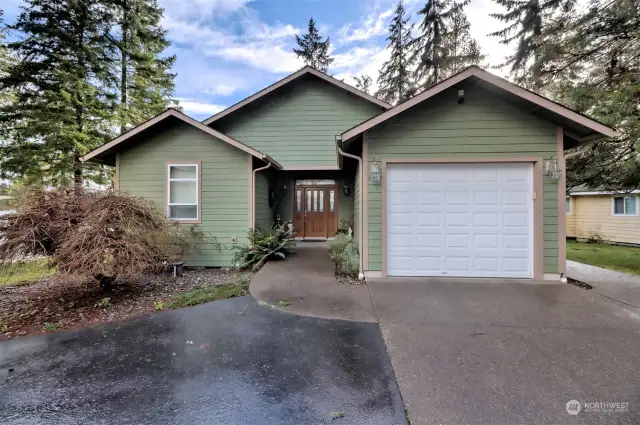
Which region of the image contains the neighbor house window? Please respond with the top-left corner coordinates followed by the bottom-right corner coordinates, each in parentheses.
top-left (565, 197), bottom-right (571, 214)
top-left (167, 162), bottom-right (200, 222)
top-left (612, 196), bottom-right (637, 216)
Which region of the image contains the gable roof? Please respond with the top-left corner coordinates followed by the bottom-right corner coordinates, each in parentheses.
top-left (81, 108), bottom-right (282, 168)
top-left (202, 66), bottom-right (391, 125)
top-left (340, 66), bottom-right (619, 146)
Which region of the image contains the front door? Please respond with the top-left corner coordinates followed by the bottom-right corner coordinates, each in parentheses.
top-left (293, 185), bottom-right (338, 238)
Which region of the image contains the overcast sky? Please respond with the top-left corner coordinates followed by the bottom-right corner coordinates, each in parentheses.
top-left (2, 0), bottom-right (513, 120)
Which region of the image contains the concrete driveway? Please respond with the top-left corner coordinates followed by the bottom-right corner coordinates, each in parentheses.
top-left (368, 279), bottom-right (640, 425)
top-left (0, 297), bottom-right (407, 425)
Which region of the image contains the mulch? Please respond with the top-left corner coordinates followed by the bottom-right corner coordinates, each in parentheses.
top-left (0, 268), bottom-right (245, 340)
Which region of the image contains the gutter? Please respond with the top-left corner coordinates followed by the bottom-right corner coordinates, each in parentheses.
top-left (251, 161), bottom-right (272, 229)
top-left (335, 136), bottom-right (365, 280)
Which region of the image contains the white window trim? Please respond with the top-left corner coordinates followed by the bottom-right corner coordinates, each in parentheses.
top-left (565, 196), bottom-right (572, 215)
top-left (166, 162), bottom-right (201, 223)
top-left (611, 195), bottom-right (639, 217)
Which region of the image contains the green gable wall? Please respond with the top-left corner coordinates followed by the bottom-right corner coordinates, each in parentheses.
top-left (366, 83), bottom-right (560, 274)
top-left (118, 122), bottom-right (250, 267)
top-left (212, 76), bottom-right (384, 168)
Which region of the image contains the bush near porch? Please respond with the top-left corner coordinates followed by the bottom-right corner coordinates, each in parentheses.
top-left (329, 234), bottom-right (359, 278)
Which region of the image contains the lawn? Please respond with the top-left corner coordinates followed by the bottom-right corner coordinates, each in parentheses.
top-left (0, 259), bottom-right (56, 287)
top-left (566, 241), bottom-right (640, 275)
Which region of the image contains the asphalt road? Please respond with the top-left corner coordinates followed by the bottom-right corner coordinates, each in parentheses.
top-left (0, 296), bottom-right (407, 425)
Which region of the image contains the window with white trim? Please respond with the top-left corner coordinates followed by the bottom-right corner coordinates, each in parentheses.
top-left (167, 164), bottom-right (199, 220)
top-left (612, 196), bottom-right (637, 216)
top-left (565, 196), bottom-right (571, 214)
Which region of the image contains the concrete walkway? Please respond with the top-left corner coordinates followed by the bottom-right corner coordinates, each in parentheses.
top-left (249, 242), bottom-right (377, 322)
top-left (567, 260), bottom-right (640, 309)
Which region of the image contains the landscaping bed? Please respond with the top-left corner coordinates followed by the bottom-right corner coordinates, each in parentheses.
top-left (0, 267), bottom-right (251, 340)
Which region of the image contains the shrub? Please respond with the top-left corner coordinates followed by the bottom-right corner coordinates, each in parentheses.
top-left (329, 234), bottom-right (351, 262)
top-left (0, 187), bottom-right (192, 289)
top-left (328, 234), bottom-right (360, 277)
top-left (335, 218), bottom-right (354, 236)
top-left (232, 223), bottom-right (295, 271)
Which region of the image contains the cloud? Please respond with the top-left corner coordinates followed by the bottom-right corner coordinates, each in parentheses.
top-left (334, 45), bottom-right (390, 93)
top-left (176, 98), bottom-right (226, 116)
top-left (338, 8), bottom-right (393, 43)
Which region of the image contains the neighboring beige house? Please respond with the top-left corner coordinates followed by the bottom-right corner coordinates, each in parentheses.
top-left (567, 188), bottom-right (640, 245)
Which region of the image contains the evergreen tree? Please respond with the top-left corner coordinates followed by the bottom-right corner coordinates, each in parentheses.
top-left (0, 0), bottom-right (116, 190)
top-left (0, 10), bottom-right (14, 106)
top-left (354, 74), bottom-right (373, 94)
top-left (110, 0), bottom-right (176, 134)
top-left (412, 0), bottom-right (469, 88)
top-left (536, 0), bottom-right (640, 189)
top-left (489, 0), bottom-right (569, 89)
top-left (440, 5), bottom-right (486, 78)
top-left (293, 18), bottom-right (334, 72)
top-left (376, 0), bottom-right (416, 104)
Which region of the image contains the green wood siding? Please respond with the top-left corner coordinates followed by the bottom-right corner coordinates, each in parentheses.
top-left (366, 84), bottom-right (560, 274)
top-left (254, 171), bottom-right (275, 231)
top-left (212, 76), bottom-right (384, 168)
top-left (118, 123), bottom-right (250, 267)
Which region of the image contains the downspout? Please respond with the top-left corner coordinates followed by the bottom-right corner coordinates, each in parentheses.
top-left (251, 161), bottom-right (272, 229)
top-left (336, 137), bottom-right (365, 280)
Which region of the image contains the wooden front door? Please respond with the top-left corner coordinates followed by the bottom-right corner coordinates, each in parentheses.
top-left (293, 185), bottom-right (338, 238)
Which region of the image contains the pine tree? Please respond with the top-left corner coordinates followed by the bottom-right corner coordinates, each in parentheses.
top-left (376, 0), bottom-right (416, 104)
top-left (110, 0), bottom-right (176, 134)
top-left (412, 0), bottom-right (469, 88)
top-left (293, 18), bottom-right (334, 72)
top-left (354, 74), bottom-right (373, 94)
top-left (0, 0), bottom-right (116, 190)
top-left (440, 4), bottom-right (486, 78)
top-left (489, 0), bottom-right (569, 89)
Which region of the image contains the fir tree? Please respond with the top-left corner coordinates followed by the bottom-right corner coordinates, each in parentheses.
top-left (440, 4), bottom-right (486, 78)
top-left (412, 0), bottom-right (469, 88)
top-left (293, 18), bottom-right (334, 72)
top-left (489, 0), bottom-right (569, 89)
top-left (376, 0), bottom-right (416, 104)
top-left (536, 0), bottom-right (640, 189)
top-left (354, 74), bottom-right (373, 94)
top-left (110, 0), bottom-right (177, 134)
top-left (0, 0), bottom-right (116, 190)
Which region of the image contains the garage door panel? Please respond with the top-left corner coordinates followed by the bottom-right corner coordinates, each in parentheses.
top-left (474, 213), bottom-right (499, 227)
top-left (387, 163), bottom-right (533, 278)
top-left (445, 212), bottom-right (472, 227)
top-left (474, 191), bottom-right (499, 205)
top-left (474, 234), bottom-right (499, 248)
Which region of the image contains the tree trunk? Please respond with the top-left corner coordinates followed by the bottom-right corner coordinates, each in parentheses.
top-left (74, 157), bottom-right (83, 195)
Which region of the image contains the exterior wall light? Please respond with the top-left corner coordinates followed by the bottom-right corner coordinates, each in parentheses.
top-left (371, 158), bottom-right (381, 183)
top-left (545, 156), bottom-right (562, 181)
top-left (343, 183), bottom-right (351, 197)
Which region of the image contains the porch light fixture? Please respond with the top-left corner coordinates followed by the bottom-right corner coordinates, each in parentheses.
top-left (544, 156), bottom-right (562, 181)
top-left (371, 158), bottom-right (381, 183)
top-left (343, 183), bottom-right (351, 197)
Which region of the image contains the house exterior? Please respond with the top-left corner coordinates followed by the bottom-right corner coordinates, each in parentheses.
top-left (82, 66), bottom-right (617, 280)
top-left (567, 188), bottom-right (640, 245)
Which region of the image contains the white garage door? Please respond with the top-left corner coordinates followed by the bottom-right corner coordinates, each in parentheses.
top-left (386, 163), bottom-right (533, 278)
